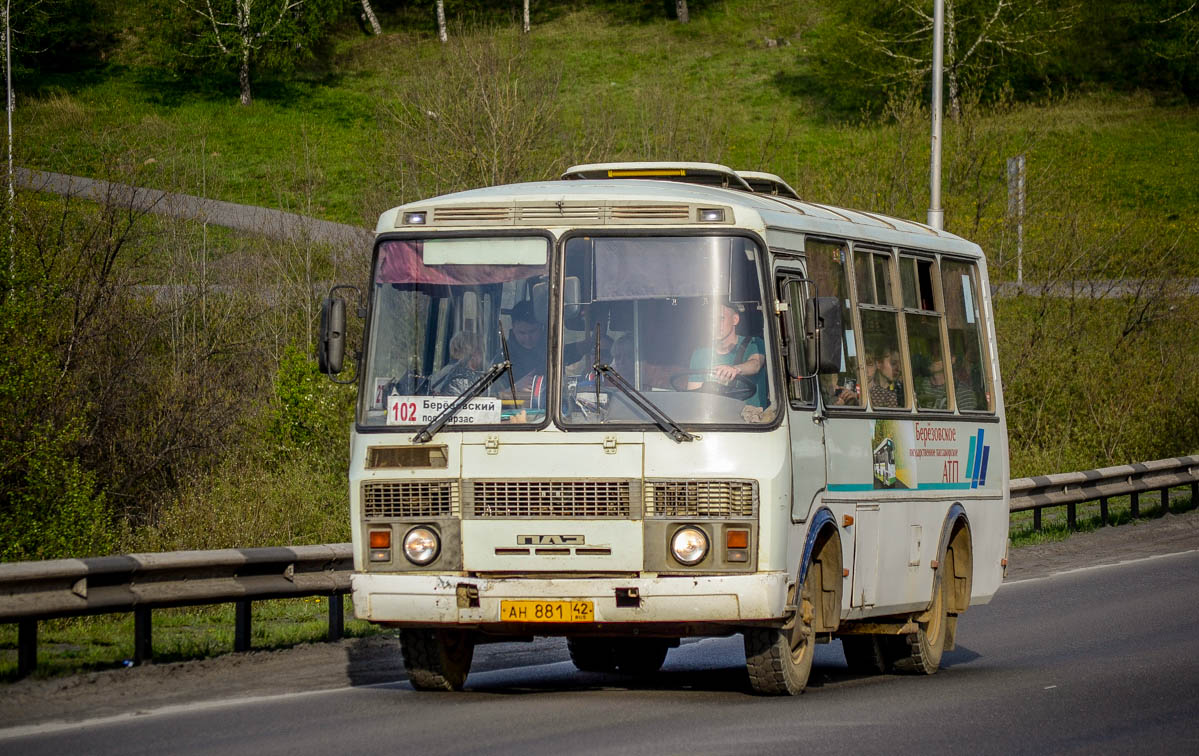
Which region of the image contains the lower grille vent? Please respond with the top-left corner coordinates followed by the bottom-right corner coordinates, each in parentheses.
top-left (646, 479), bottom-right (758, 518)
top-left (466, 480), bottom-right (636, 518)
top-left (363, 480), bottom-right (459, 518)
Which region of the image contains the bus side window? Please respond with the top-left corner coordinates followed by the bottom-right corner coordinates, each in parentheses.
top-left (857, 249), bottom-right (910, 410)
top-left (942, 259), bottom-right (994, 412)
top-left (902, 254), bottom-right (951, 411)
top-left (804, 238), bottom-right (862, 408)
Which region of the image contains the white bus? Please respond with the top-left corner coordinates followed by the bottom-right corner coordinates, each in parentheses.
top-left (319, 162), bottom-right (1009, 695)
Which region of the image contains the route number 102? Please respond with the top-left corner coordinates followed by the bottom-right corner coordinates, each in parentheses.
top-left (388, 397), bottom-right (418, 424)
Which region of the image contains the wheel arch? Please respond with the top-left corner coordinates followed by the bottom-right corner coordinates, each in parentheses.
top-left (798, 507), bottom-right (843, 633)
top-left (936, 504), bottom-right (974, 614)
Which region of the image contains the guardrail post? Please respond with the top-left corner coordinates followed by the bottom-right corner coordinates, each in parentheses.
top-left (328, 593), bottom-right (344, 641)
top-left (234, 600), bottom-right (252, 652)
top-left (1033, 507), bottom-right (1041, 531)
top-left (134, 607), bottom-right (153, 665)
top-left (1100, 497), bottom-right (1109, 525)
top-left (1192, 481), bottom-right (1197, 504)
top-left (1160, 488), bottom-right (1170, 515)
top-left (1067, 502), bottom-right (1077, 530)
top-left (1130, 491), bottom-right (1140, 518)
top-left (18, 619), bottom-right (37, 677)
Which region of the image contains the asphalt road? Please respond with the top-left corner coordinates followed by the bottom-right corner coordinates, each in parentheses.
top-left (4, 548), bottom-right (1196, 755)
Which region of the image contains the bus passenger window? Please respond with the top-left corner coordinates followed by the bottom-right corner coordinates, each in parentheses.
top-left (860, 310), bottom-right (908, 409)
top-left (900, 254), bottom-right (950, 411)
top-left (805, 239), bottom-right (861, 407)
top-left (942, 259), bottom-right (993, 412)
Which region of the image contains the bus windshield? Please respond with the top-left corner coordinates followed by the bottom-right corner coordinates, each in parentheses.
top-left (559, 235), bottom-right (777, 428)
top-left (360, 236), bottom-right (551, 428)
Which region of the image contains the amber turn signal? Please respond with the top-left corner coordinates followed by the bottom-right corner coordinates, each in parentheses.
top-left (369, 530), bottom-right (391, 549)
top-left (725, 529), bottom-right (749, 549)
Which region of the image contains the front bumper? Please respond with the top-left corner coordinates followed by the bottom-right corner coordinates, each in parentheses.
top-left (352, 572), bottom-right (789, 627)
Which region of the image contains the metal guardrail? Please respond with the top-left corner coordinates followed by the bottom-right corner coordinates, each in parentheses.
top-left (1, 544), bottom-right (352, 678)
top-left (2, 457), bottom-right (1197, 679)
top-left (1010, 455), bottom-right (1199, 530)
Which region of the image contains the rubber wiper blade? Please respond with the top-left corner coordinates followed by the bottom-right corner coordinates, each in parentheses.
top-left (593, 361), bottom-right (695, 443)
top-left (413, 360), bottom-right (511, 444)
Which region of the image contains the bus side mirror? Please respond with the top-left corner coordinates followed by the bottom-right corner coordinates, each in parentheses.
top-left (318, 296), bottom-right (346, 375)
top-left (806, 296), bottom-right (843, 375)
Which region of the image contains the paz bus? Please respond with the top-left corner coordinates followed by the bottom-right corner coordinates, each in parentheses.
top-left (318, 162), bottom-right (1009, 695)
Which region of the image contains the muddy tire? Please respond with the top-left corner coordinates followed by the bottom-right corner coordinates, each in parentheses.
top-left (567, 637), bottom-right (618, 673)
top-left (744, 564), bottom-right (817, 695)
top-left (889, 563), bottom-right (950, 675)
top-left (841, 634), bottom-right (888, 675)
top-left (400, 629), bottom-right (476, 691)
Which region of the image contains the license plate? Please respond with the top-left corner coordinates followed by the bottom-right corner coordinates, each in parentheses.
top-left (500, 600), bottom-right (594, 623)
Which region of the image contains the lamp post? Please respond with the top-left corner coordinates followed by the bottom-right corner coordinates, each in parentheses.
top-left (928, 0), bottom-right (945, 231)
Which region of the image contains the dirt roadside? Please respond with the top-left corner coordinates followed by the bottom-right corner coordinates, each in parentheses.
top-left (2, 509), bottom-right (1196, 729)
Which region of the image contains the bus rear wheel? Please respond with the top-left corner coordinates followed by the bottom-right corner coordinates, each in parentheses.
top-left (400, 629), bottom-right (475, 691)
top-left (744, 564), bottom-right (817, 695)
top-left (889, 562), bottom-right (951, 675)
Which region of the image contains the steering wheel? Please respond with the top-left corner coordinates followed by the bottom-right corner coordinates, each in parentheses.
top-left (669, 369), bottom-right (756, 401)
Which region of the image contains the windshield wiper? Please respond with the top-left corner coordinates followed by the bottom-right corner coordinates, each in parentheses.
top-left (413, 359), bottom-right (511, 444)
top-left (590, 326), bottom-right (694, 443)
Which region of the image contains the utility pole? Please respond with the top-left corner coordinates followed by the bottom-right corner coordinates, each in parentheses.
top-left (1007, 155), bottom-right (1026, 286)
top-left (927, 0), bottom-right (945, 231)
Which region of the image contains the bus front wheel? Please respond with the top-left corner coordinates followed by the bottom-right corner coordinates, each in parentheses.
top-left (744, 563), bottom-right (817, 695)
top-left (400, 629), bottom-right (475, 691)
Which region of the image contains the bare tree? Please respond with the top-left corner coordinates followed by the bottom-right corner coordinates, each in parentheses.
top-left (436, 0), bottom-right (447, 43)
top-left (522, 0), bottom-right (529, 34)
top-left (843, 0), bottom-right (1076, 118)
top-left (361, 0), bottom-right (381, 35)
top-left (178, 0), bottom-right (304, 106)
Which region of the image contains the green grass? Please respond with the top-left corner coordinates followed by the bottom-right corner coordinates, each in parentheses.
top-left (0, 597), bottom-right (382, 682)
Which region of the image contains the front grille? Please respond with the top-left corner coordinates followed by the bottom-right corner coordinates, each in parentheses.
top-left (363, 480), bottom-right (459, 518)
top-left (646, 479), bottom-right (758, 518)
top-left (466, 480), bottom-right (636, 518)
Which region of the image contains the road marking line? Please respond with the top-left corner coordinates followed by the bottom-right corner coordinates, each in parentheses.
top-left (1003, 548), bottom-right (1198, 586)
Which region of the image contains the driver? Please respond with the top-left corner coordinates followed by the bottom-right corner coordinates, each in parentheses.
top-left (688, 300), bottom-right (767, 408)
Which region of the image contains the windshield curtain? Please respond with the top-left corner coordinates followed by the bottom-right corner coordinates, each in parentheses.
top-left (559, 235), bottom-right (777, 427)
top-left (360, 237), bottom-right (551, 428)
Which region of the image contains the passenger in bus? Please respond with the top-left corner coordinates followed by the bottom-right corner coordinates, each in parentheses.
top-left (917, 356), bottom-right (979, 411)
top-left (688, 300), bottom-right (768, 408)
top-left (502, 300), bottom-right (546, 389)
top-left (868, 347), bottom-right (900, 408)
top-left (429, 331), bottom-right (484, 395)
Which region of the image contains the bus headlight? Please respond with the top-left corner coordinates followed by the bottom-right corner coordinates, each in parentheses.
top-left (670, 526), bottom-right (709, 566)
top-left (403, 526), bottom-right (441, 565)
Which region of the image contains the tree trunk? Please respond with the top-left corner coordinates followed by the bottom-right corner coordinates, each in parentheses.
top-left (523, 0), bottom-right (530, 33)
top-left (361, 0), bottom-right (382, 35)
top-left (676, 0), bottom-right (689, 24)
top-left (239, 47), bottom-right (252, 106)
top-left (436, 0), bottom-right (447, 43)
